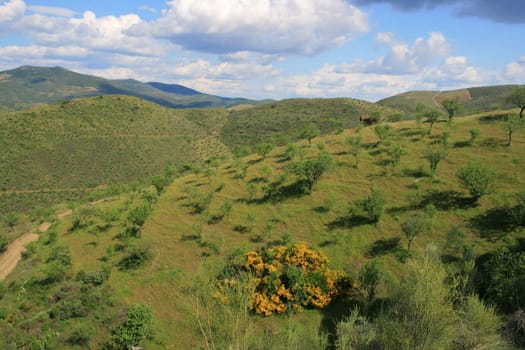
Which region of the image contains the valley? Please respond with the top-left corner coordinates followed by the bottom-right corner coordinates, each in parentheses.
top-left (0, 67), bottom-right (524, 349)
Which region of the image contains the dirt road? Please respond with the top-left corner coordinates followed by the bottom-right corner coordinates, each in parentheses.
top-left (0, 233), bottom-right (40, 281)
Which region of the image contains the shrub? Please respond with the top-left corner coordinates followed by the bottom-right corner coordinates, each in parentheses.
top-left (110, 304), bottom-right (154, 350)
top-left (68, 322), bottom-right (95, 346)
top-left (456, 162), bottom-right (496, 201)
top-left (358, 260), bottom-right (382, 303)
top-left (0, 235), bottom-right (8, 252)
top-left (469, 128), bottom-right (480, 145)
top-left (349, 189), bottom-right (386, 224)
top-left (118, 244), bottom-right (152, 270)
top-left (127, 204), bottom-right (151, 228)
top-left (220, 244), bottom-right (357, 316)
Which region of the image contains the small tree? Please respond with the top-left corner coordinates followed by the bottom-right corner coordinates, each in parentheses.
top-left (350, 188), bottom-right (386, 224)
top-left (374, 124), bottom-right (390, 145)
top-left (401, 213), bottom-right (432, 252)
top-left (442, 98), bottom-right (461, 122)
top-left (110, 304), bottom-right (154, 350)
top-left (426, 109), bottom-right (441, 135)
top-left (359, 259), bottom-right (382, 304)
top-left (388, 143), bottom-right (406, 174)
top-left (256, 142), bottom-right (274, 160)
top-left (289, 152), bottom-right (334, 193)
top-left (504, 115), bottom-right (525, 146)
top-left (219, 200), bottom-right (233, 222)
top-left (506, 86), bottom-right (525, 119)
top-left (424, 147), bottom-right (445, 179)
top-left (345, 136), bottom-right (362, 168)
top-left (469, 128), bottom-right (480, 146)
top-left (456, 162), bottom-right (497, 202)
top-left (283, 143), bottom-right (298, 160)
top-left (301, 123), bottom-right (320, 146)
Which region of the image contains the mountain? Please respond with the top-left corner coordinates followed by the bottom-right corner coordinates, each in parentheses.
top-left (0, 66), bottom-right (262, 111)
top-left (147, 82), bottom-right (203, 96)
top-left (377, 85), bottom-right (520, 117)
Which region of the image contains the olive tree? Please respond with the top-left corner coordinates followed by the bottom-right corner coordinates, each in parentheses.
top-left (507, 86), bottom-right (525, 119)
top-left (456, 161), bottom-right (496, 202)
top-left (442, 98), bottom-right (461, 122)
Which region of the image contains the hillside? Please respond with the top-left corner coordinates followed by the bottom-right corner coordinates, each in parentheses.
top-left (221, 97), bottom-right (398, 149)
top-left (2, 110), bottom-right (523, 348)
top-left (0, 66), bottom-right (262, 111)
top-left (377, 85), bottom-right (519, 117)
top-left (0, 95), bottom-right (230, 215)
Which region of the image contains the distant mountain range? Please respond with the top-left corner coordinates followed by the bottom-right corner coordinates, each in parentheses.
top-left (0, 65), bottom-right (521, 115)
top-left (0, 66), bottom-right (264, 111)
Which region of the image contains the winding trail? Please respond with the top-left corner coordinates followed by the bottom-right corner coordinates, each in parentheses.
top-left (0, 233), bottom-right (40, 281)
top-left (0, 209), bottom-right (73, 281)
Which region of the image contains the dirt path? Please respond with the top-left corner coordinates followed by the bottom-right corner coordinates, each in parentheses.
top-left (0, 233), bottom-right (40, 281)
top-left (0, 203), bottom-right (103, 281)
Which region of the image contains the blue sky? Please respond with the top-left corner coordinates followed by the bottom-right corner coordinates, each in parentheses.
top-left (0, 0), bottom-right (524, 101)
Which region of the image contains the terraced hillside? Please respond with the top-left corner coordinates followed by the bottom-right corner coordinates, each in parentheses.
top-left (378, 85), bottom-right (519, 117)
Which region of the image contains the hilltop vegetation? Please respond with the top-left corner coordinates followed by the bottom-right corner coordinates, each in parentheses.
top-left (378, 85), bottom-right (519, 117)
top-left (221, 98), bottom-right (397, 149)
top-left (0, 95), bottom-right (231, 217)
top-left (2, 107), bottom-right (524, 348)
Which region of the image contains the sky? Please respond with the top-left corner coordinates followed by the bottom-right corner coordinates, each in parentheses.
top-left (0, 0), bottom-right (524, 101)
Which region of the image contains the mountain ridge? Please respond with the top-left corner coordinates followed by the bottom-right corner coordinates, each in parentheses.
top-left (0, 65), bottom-right (264, 111)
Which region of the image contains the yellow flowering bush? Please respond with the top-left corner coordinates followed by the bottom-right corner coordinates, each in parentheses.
top-left (222, 244), bottom-right (357, 316)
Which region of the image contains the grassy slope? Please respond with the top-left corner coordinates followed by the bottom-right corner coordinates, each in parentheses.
top-left (378, 85), bottom-right (519, 117)
top-left (118, 112), bottom-right (525, 347)
top-left (3, 110), bottom-right (525, 348)
top-left (221, 98), bottom-right (398, 149)
top-left (0, 95), bottom-right (230, 191)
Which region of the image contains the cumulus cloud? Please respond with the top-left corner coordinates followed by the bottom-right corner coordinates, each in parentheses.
top-left (352, 0), bottom-right (525, 24)
top-left (18, 10), bottom-right (175, 57)
top-left (139, 0), bottom-right (369, 55)
top-left (0, 0), bottom-right (25, 31)
top-left (505, 56), bottom-right (525, 81)
top-left (366, 32), bottom-right (449, 74)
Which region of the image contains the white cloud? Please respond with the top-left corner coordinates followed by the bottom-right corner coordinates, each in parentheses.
top-left (367, 32), bottom-right (449, 74)
top-left (142, 0), bottom-right (369, 55)
top-left (0, 0), bottom-right (25, 31)
top-left (27, 5), bottom-right (75, 17)
top-left (505, 56), bottom-right (525, 81)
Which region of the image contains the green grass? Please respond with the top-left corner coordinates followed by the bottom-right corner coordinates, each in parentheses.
top-left (110, 113), bottom-right (523, 348)
top-left (2, 102), bottom-right (525, 349)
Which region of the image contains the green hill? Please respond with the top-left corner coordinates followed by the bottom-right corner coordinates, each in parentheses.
top-left (0, 66), bottom-right (262, 111)
top-left (0, 95), bottom-right (231, 215)
top-left (2, 109), bottom-right (523, 348)
top-left (221, 97), bottom-right (398, 149)
top-left (377, 85), bottom-right (520, 117)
